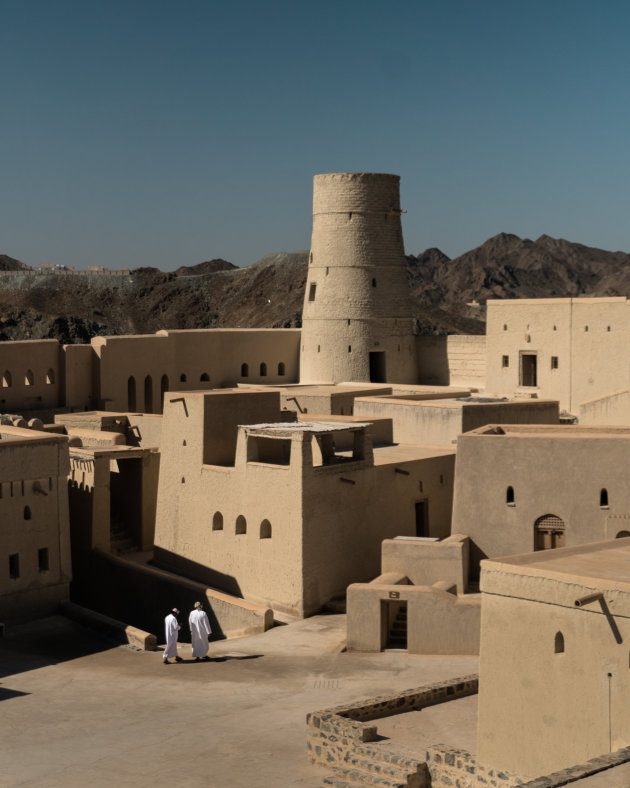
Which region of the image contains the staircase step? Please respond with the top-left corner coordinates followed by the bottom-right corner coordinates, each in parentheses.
top-left (344, 753), bottom-right (423, 784)
top-left (323, 765), bottom-right (412, 787)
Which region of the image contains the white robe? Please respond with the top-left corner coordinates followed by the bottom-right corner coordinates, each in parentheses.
top-left (164, 613), bottom-right (181, 658)
top-left (189, 609), bottom-right (212, 658)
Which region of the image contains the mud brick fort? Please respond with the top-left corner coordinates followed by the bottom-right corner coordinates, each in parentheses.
top-left (3, 172), bottom-right (630, 786)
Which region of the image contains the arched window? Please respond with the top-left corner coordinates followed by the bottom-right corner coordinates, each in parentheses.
top-left (506, 486), bottom-right (515, 505)
top-left (241, 363), bottom-right (249, 378)
top-left (278, 362), bottom-right (285, 376)
top-left (600, 488), bottom-right (609, 507)
top-left (2, 371), bottom-right (11, 388)
top-left (200, 373), bottom-right (210, 382)
top-left (236, 515), bottom-right (247, 535)
top-left (180, 373), bottom-right (187, 383)
top-left (24, 369), bottom-right (34, 386)
top-left (160, 375), bottom-right (169, 413)
top-left (212, 512), bottom-right (223, 531)
top-left (144, 375), bottom-right (153, 413)
top-left (24, 506), bottom-right (31, 521)
top-left (45, 369), bottom-right (55, 385)
top-left (260, 519), bottom-right (272, 539)
top-left (260, 363), bottom-right (267, 377)
top-left (128, 376), bottom-right (136, 411)
top-left (554, 631), bottom-right (565, 654)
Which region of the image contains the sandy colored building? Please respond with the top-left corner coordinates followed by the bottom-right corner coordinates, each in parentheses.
top-left (452, 423), bottom-right (630, 577)
top-left (485, 296), bottom-right (630, 413)
top-left (347, 534), bottom-right (480, 654)
top-left (0, 425), bottom-right (71, 622)
top-left (477, 538), bottom-right (630, 777)
top-left (153, 388), bottom-right (455, 617)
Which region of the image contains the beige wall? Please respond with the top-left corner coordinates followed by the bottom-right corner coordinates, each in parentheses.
top-left (416, 335), bottom-right (486, 388)
top-left (63, 343), bottom-right (96, 410)
top-left (0, 428), bottom-right (71, 621)
top-left (486, 297), bottom-right (630, 412)
top-left (355, 396), bottom-right (558, 447)
top-left (93, 329), bottom-right (300, 413)
top-left (477, 543), bottom-right (630, 777)
top-left (347, 581), bottom-right (480, 654)
top-left (452, 425), bottom-right (630, 577)
top-left (0, 340), bottom-right (63, 412)
top-left (578, 388), bottom-right (630, 426)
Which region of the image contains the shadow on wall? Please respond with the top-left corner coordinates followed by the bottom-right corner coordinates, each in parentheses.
top-left (152, 547), bottom-right (244, 600)
top-left (70, 550), bottom-right (232, 642)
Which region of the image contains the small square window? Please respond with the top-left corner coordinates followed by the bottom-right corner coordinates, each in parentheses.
top-left (502, 355), bottom-right (509, 368)
top-left (9, 553), bottom-right (19, 579)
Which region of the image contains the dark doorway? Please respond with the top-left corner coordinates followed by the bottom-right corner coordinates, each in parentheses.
top-left (369, 351), bottom-right (386, 383)
top-left (382, 600), bottom-right (407, 649)
top-left (520, 353), bottom-right (538, 387)
top-left (415, 500), bottom-right (428, 537)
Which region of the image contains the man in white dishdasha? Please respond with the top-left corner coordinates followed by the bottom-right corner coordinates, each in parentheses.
top-left (189, 601), bottom-right (212, 661)
top-left (163, 608), bottom-right (182, 664)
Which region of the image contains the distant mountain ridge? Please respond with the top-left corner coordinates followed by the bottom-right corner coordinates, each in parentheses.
top-left (2, 234), bottom-right (630, 342)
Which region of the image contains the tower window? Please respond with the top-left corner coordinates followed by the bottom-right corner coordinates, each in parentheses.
top-left (372, 278), bottom-right (376, 287)
top-left (212, 512), bottom-right (223, 531)
top-left (241, 363), bottom-right (249, 378)
top-left (309, 283), bottom-right (317, 302)
top-left (551, 356), bottom-right (559, 369)
top-left (503, 324), bottom-right (508, 331)
top-left (9, 553), bottom-right (19, 579)
top-left (24, 506), bottom-right (31, 520)
top-left (502, 355), bottom-right (509, 368)
top-left (348, 345), bottom-right (352, 353)
top-left (506, 486), bottom-right (515, 505)
top-left (600, 488), bottom-right (609, 508)
top-left (260, 362), bottom-right (267, 377)
top-left (236, 515), bottom-right (247, 535)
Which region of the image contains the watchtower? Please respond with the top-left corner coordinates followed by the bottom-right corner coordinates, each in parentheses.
top-left (300, 172), bottom-right (419, 384)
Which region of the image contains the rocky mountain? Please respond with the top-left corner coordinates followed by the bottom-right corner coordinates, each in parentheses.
top-left (2, 234), bottom-right (630, 342)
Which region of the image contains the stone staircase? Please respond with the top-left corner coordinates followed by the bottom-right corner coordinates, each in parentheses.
top-left (110, 516), bottom-right (137, 555)
top-left (321, 743), bottom-right (428, 787)
top-left (387, 606), bottom-right (407, 649)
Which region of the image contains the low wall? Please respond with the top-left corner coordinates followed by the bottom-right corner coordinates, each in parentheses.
top-left (382, 534), bottom-right (469, 592)
top-left (71, 549), bottom-right (273, 641)
top-left (60, 600), bottom-right (157, 650)
top-left (426, 743), bottom-right (630, 787)
top-left (307, 675), bottom-right (478, 771)
top-left (578, 388), bottom-right (630, 426)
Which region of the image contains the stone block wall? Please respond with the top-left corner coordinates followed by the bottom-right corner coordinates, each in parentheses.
top-left (306, 675), bottom-right (478, 771)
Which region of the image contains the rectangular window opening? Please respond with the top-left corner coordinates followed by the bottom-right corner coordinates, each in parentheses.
top-left (38, 547), bottom-right (49, 572)
top-left (9, 553), bottom-right (19, 579)
top-left (502, 355), bottom-right (509, 368)
top-left (308, 283), bottom-right (317, 302)
top-left (551, 356), bottom-right (559, 370)
top-left (520, 353), bottom-right (538, 387)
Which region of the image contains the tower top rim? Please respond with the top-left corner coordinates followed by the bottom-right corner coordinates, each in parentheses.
top-left (314, 172), bottom-right (399, 181)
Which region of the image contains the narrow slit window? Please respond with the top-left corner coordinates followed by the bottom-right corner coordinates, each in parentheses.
top-left (506, 486), bottom-right (515, 505)
top-left (600, 488), bottom-right (609, 507)
top-left (551, 356), bottom-right (559, 370)
top-left (502, 355), bottom-right (509, 368)
top-left (308, 283), bottom-right (317, 302)
top-left (260, 362), bottom-right (267, 377)
top-left (9, 553), bottom-right (19, 579)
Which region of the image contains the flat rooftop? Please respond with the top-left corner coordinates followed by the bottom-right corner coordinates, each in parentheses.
top-left (243, 421), bottom-right (371, 436)
top-left (488, 538), bottom-right (630, 587)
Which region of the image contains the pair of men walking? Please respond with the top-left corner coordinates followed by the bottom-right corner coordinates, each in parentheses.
top-left (163, 602), bottom-right (212, 664)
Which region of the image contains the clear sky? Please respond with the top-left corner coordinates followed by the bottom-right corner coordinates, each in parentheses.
top-left (2, 0), bottom-right (630, 270)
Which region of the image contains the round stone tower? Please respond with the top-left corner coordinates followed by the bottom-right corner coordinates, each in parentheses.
top-left (299, 172), bottom-right (419, 384)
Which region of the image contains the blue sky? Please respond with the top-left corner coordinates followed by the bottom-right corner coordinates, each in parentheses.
top-left (1, 0), bottom-right (630, 269)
